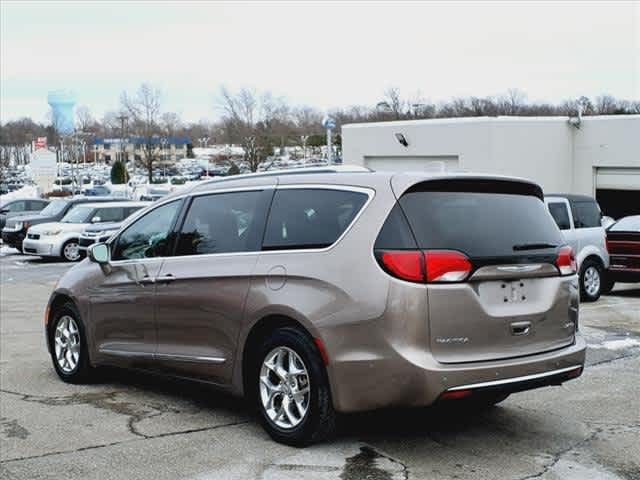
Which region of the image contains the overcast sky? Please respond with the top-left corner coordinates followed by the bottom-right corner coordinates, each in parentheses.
top-left (1, 1), bottom-right (638, 123)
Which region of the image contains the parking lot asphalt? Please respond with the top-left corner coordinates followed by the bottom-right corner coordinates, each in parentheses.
top-left (1, 251), bottom-right (639, 480)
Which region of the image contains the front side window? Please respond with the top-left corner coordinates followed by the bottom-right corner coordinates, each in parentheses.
top-left (263, 188), bottom-right (368, 250)
top-left (573, 201), bottom-right (601, 228)
top-left (175, 191), bottom-right (266, 256)
top-left (112, 200), bottom-right (181, 260)
top-left (548, 202), bottom-right (571, 230)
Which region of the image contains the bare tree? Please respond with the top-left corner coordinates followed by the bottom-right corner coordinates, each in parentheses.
top-left (161, 112), bottom-right (182, 136)
top-left (121, 83), bottom-right (163, 181)
top-left (216, 86), bottom-right (279, 172)
top-left (75, 106), bottom-right (96, 132)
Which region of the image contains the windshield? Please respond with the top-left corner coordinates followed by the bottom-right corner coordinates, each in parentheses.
top-left (61, 205), bottom-right (95, 223)
top-left (610, 216), bottom-right (640, 232)
top-left (39, 199), bottom-right (69, 217)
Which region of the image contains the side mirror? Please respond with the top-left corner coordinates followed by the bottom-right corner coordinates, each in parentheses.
top-left (88, 243), bottom-right (110, 264)
top-left (91, 216), bottom-right (102, 223)
top-left (0, 208), bottom-right (8, 214)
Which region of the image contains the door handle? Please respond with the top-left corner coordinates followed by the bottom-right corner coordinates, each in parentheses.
top-left (156, 273), bottom-right (175, 284)
top-left (139, 275), bottom-right (155, 285)
top-left (511, 321), bottom-right (531, 336)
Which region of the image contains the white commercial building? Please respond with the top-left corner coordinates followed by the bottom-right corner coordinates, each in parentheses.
top-left (342, 115), bottom-right (640, 218)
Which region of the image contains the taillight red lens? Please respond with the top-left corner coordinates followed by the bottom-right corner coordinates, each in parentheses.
top-left (556, 245), bottom-right (577, 275)
top-left (380, 250), bottom-right (425, 282)
top-left (424, 250), bottom-right (472, 283)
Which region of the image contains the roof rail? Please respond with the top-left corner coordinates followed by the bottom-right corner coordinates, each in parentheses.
top-left (194, 165), bottom-right (371, 188)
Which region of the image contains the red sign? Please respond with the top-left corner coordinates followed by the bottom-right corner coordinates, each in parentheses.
top-left (34, 137), bottom-right (47, 150)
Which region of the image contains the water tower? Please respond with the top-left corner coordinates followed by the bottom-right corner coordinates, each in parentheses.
top-left (47, 90), bottom-right (76, 135)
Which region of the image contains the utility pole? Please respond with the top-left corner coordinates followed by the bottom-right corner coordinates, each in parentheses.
top-left (322, 117), bottom-right (336, 164)
top-left (116, 114), bottom-right (128, 166)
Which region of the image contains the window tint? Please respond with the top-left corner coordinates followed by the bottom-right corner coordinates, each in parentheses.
top-left (548, 202), bottom-right (571, 230)
top-left (112, 200), bottom-right (181, 260)
top-left (175, 191), bottom-right (267, 256)
top-left (7, 201), bottom-right (26, 212)
top-left (125, 206), bottom-right (144, 218)
top-left (61, 206), bottom-right (95, 223)
top-left (28, 200), bottom-right (47, 210)
top-left (374, 204), bottom-right (417, 250)
top-left (93, 207), bottom-right (125, 223)
top-left (39, 199), bottom-right (68, 217)
top-left (263, 188), bottom-right (368, 250)
top-left (572, 201), bottom-right (601, 228)
top-left (399, 189), bottom-right (563, 258)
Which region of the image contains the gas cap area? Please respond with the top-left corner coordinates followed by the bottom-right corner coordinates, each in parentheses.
top-left (266, 265), bottom-right (287, 291)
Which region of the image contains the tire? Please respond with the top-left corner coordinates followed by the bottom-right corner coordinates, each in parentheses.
top-left (579, 259), bottom-right (603, 302)
top-left (48, 302), bottom-right (95, 383)
top-left (61, 239), bottom-right (82, 262)
top-left (601, 274), bottom-right (615, 295)
top-left (251, 327), bottom-right (336, 446)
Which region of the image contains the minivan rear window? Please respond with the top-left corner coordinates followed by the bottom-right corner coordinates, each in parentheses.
top-left (263, 188), bottom-right (368, 250)
top-left (398, 185), bottom-right (563, 258)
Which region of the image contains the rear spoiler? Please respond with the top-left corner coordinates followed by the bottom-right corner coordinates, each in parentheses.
top-left (391, 175), bottom-right (544, 201)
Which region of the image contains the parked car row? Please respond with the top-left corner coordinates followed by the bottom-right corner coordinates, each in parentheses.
top-left (1, 196), bottom-right (149, 261)
top-left (545, 194), bottom-right (639, 301)
top-left (23, 201), bottom-right (149, 261)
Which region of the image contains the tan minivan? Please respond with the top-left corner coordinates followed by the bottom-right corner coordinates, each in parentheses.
top-left (45, 170), bottom-right (586, 445)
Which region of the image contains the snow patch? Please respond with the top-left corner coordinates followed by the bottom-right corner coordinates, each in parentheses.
top-left (589, 338), bottom-right (640, 350)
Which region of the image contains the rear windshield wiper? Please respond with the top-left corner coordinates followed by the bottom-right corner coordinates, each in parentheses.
top-left (513, 242), bottom-right (558, 251)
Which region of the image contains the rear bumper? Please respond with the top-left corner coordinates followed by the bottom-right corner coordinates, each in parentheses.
top-left (329, 335), bottom-right (586, 413)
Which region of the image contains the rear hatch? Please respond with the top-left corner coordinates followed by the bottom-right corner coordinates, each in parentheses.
top-left (379, 177), bottom-right (577, 364)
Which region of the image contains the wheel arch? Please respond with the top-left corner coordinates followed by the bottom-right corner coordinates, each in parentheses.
top-left (237, 314), bottom-right (324, 400)
top-left (576, 246), bottom-right (606, 270)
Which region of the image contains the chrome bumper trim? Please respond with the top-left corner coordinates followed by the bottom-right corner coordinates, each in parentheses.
top-left (447, 365), bottom-right (583, 391)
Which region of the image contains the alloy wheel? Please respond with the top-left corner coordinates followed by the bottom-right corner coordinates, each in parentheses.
top-left (54, 315), bottom-right (81, 373)
top-left (259, 346), bottom-right (310, 429)
top-left (63, 242), bottom-right (81, 261)
top-left (584, 266), bottom-right (601, 297)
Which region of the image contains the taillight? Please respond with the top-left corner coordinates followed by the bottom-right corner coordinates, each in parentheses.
top-left (377, 250), bottom-right (472, 283)
top-left (424, 250), bottom-right (472, 283)
top-left (556, 245), bottom-right (577, 275)
top-left (379, 251), bottom-right (425, 282)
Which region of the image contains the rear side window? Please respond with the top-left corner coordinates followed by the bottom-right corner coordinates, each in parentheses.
top-left (263, 188), bottom-right (368, 250)
top-left (548, 202), bottom-right (571, 230)
top-left (175, 190), bottom-right (267, 256)
top-left (398, 185), bottom-right (563, 258)
top-left (94, 207), bottom-right (125, 223)
top-left (7, 201), bottom-right (26, 212)
top-left (572, 201), bottom-right (601, 228)
top-left (374, 204), bottom-right (417, 250)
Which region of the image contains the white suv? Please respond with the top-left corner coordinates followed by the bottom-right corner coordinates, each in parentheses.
top-left (545, 194), bottom-right (609, 301)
